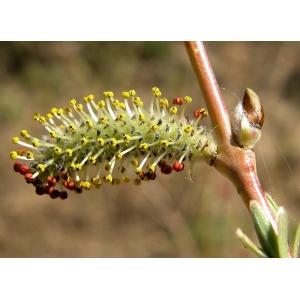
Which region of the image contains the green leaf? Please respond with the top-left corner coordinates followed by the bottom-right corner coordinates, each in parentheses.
top-left (236, 228), bottom-right (267, 258)
top-left (277, 207), bottom-right (289, 258)
top-left (292, 222), bottom-right (300, 258)
top-left (250, 200), bottom-right (280, 258)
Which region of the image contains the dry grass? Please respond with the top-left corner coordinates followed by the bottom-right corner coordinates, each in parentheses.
top-left (1, 42), bottom-right (300, 257)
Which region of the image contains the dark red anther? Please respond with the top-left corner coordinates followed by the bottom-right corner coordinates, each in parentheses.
top-left (147, 172), bottom-right (156, 180)
top-left (13, 162), bottom-right (22, 172)
top-left (173, 97), bottom-right (183, 106)
top-left (35, 186), bottom-right (44, 196)
top-left (61, 172), bottom-right (69, 180)
top-left (59, 191), bottom-right (68, 200)
top-left (74, 187), bottom-right (82, 194)
top-left (50, 189), bottom-right (60, 199)
top-left (157, 160), bottom-right (166, 168)
top-left (20, 166), bottom-right (30, 175)
top-left (139, 172), bottom-right (146, 180)
top-left (161, 164), bottom-right (172, 175)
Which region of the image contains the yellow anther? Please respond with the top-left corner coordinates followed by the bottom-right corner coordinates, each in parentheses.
top-left (65, 107), bottom-right (72, 114)
top-left (86, 119), bottom-right (93, 128)
top-left (134, 178), bottom-right (142, 186)
top-left (33, 112), bottom-right (40, 120)
top-left (68, 162), bottom-right (76, 171)
top-left (84, 94), bottom-right (94, 102)
top-left (89, 156), bottom-right (96, 164)
top-left (32, 140), bottom-right (39, 148)
top-left (129, 90), bottom-right (136, 96)
top-left (139, 143), bottom-right (148, 152)
top-left (50, 108), bottom-right (57, 114)
top-left (104, 175), bottom-right (113, 183)
top-left (123, 134), bottom-right (131, 143)
top-left (160, 98), bottom-right (169, 107)
top-left (147, 164), bottom-right (156, 173)
top-left (26, 151), bottom-right (33, 159)
top-left (184, 96), bottom-right (192, 103)
top-left (150, 124), bottom-right (158, 132)
top-left (10, 151), bottom-right (17, 160)
top-left (154, 90), bottom-right (161, 97)
top-left (184, 125), bottom-right (193, 133)
top-left (119, 102), bottom-right (125, 109)
top-left (69, 99), bottom-right (76, 106)
top-left (66, 149), bottom-right (73, 157)
top-left (92, 178), bottom-right (101, 185)
top-left (112, 178), bottom-right (121, 186)
top-left (46, 113), bottom-right (53, 120)
top-left (97, 138), bottom-right (105, 147)
top-left (122, 91), bottom-right (129, 98)
top-left (80, 137), bottom-right (88, 146)
top-left (75, 164), bottom-right (82, 171)
top-left (83, 181), bottom-right (91, 190)
top-left (49, 130), bottom-right (56, 138)
top-left (133, 97), bottom-right (143, 107)
top-left (100, 116), bottom-right (108, 124)
top-left (117, 114), bottom-right (126, 122)
top-left (57, 108), bottom-right (64, 116)
top-left (54, 147), bottom-right (62, 155)
top-left (69, 124), bottom-right (76, 132)
top-left (138, 114), bottom-right (145, 121)
top-left (17, 149), bottom-right (25, 155)
top-left (13, 137), bottom-right (19, 144)
top-left (97, 100), bottom-right (105, 108)
top-left (110, 138), bottom-right (117, 147)
top-left (135, 167), bottom-right (143, 175)
top-left (104, 163), bottom-right (111, 171)
top-left (38, 117), bottom-right (46, 124)
top-left (37, 164), bottom-right (45, 173)
top-left (115, 152), bottom-right (123, 159)
top-left (170, 106), bottom-right (177, 114)
top-left (200, 108), bottom-right (208, 117)
top-left (112, 99), bottom-right (119, 107)
top-left (76, 180), bottom-right (83, 188)
top-left (76, 104), bottom-right (83, 112)
top-left (131, 159), bottom-right (138, 167)
top-left (122, 176), bottom-right (130, 183)
top-left (160, 140), bottom-right (169, 148)
top-left (20, 130), bottom-right (28, 137)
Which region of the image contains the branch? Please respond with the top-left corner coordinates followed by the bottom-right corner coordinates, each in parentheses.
top-left (184, 41), bottom-right (282, 240)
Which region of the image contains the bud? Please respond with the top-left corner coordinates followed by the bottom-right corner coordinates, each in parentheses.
top-left (233, 88), bottom-right (264, 149)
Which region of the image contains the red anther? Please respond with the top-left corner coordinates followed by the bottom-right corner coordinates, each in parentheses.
top-left (47, 176), bottom-right (53, 186)
top-left (20, 166), bottom-right (30, 175)
top-left (173, 97), bottom-right (183, 106)
top-left (67, 180), bottom-right (75, 190)
top-left (13, 162), bottom-right (22, 172)
top-left (173, 161), bottom-right (184, 172)
top-left (59, 191), bottom-right (68, 200)
top-left (194, 109), bottom-right (201, 118)
top-left (63, 181), bottom-right (68, 188)
top-left (35, 186), bottom-right (44, 196)
top-left (51, 177), bottom-right (57, 186)
top-left (24, 173), bottom-right (33, 180)
top-left (147, 172), bottom-right (156, 180)
top-left (157, 160), bottom-right (166, 168)
top-left (18, 148), bottom-right (26, 155)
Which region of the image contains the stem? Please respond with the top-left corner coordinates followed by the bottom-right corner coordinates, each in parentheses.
top-left (184, 41), bottom-right (281, 238)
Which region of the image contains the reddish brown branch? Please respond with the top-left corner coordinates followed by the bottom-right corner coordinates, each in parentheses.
top-left (184, 41), bottom-right (279, 233)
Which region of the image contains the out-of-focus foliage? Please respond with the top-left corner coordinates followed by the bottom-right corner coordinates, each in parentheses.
top-left (1, 42), bottom-right (300, 257)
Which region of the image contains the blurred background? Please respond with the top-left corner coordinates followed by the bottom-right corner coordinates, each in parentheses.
top-left (1, 41), bottom-right (300, 257)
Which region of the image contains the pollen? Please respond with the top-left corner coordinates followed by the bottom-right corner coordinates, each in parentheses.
top-left (10, 88), bottom-right (217, 200)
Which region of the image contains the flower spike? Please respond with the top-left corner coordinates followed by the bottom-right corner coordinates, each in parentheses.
top-left (10, 88), bottom-right (217, 200)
